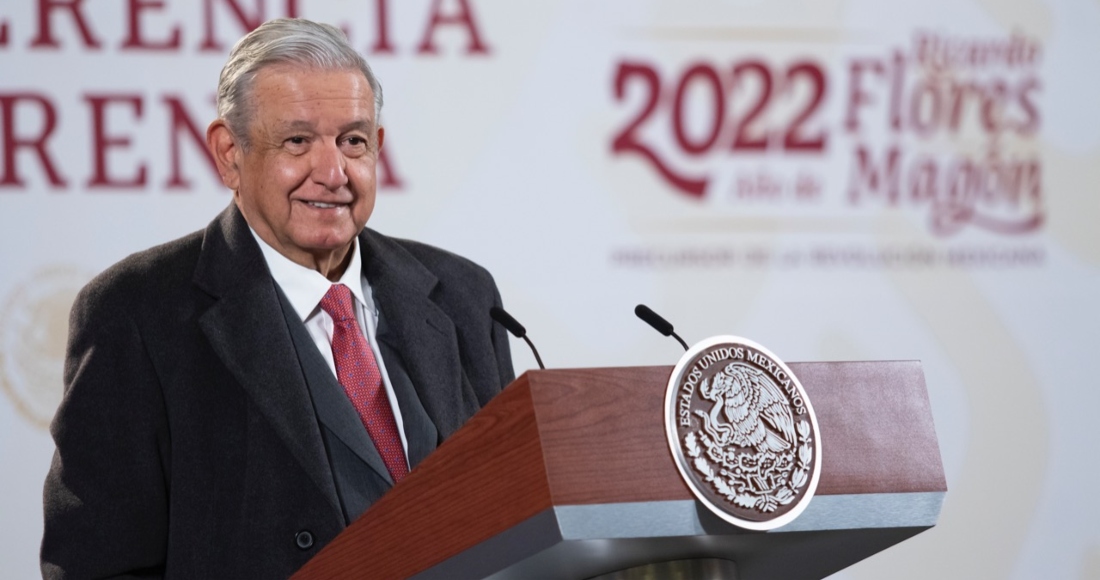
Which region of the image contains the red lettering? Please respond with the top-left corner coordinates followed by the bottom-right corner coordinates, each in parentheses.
top-left (945, 81), bottom-right (979, 133)
top-left (908, 158), bottom-right (937, 201)
top-left (908, 78), bottom-right (943, 137)
top-left (201, 0), bottom-right (263, 52)
top-left (1016, 77), bottom-right (1040, 135)
top-left (844, 59), bottom-right (885, 132)
top-left (371, 0), bottom-right (395, 54)
top-left (377, 144), bottom-right (404, 189)
top-left (122, 0), bottom-right (182, 50)
top-left (730, 61), bottom-right (772, 151)
top-left (672, 63), bottom-right (724, 155)
top-left (85, 94), bottom-right (147, 189)
top-left (888, 50), bottom-right (905, 131)
top-left (781, 61), bottom-right (827, 152)
top-left (787, 61), bottom-right (827, 151)
top-left (0, 94), bottom-right (67, 187)
top-left (163, 96), bottom-right (218, 189)
top-left (848, 145), bottom-right (900, 203)
top-left (200, 0), bottom-right (299, 51)
top-left (980, 80), bottom-right (1007, 133)
top-left (0, 18), bottom-right (9, 47)
top-left (610, 61), bottom-right (708, 198)
top-left (31, 0), bottom-right (102, 48)
top-left (417, 0), bottom-right (489, 55)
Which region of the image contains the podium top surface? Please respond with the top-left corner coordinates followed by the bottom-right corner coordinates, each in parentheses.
top-left (527, 361), bottom-right (945, 504)
top-left (294, 360), bottom-right (945, 580)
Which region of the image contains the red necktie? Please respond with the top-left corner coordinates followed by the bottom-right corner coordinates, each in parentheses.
top-left (319, 284), bottom-right (408, 483)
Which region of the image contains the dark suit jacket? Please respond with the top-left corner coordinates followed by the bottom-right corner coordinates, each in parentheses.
top-left (41, 205), bottom-right (515, 579)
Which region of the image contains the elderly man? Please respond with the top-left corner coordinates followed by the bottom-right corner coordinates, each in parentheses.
top-left (42, 18), bottom-right (514, 578)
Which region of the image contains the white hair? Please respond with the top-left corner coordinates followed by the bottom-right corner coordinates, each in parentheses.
top-left (215, 18), bottom-right (383, 148)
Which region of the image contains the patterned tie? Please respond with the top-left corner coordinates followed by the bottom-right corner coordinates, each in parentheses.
top-left (319, 284), bottom-right (408, 483)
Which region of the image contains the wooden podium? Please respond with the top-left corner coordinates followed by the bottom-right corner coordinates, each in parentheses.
top-left (293, 362), bottom-right (945, 579)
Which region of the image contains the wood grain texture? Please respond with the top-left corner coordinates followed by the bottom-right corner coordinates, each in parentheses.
top-left (528, 366), bottom-right (693, 504)
top-left (525, 361), bottom-right (945, 505)
top-left (523, 363), bottom-right (946, 504)
top-left (294, 360), bottom-right (945, 577)
top-left (793, 360), bottom-right (947, 495)
top-left (292, 376), bottom-right (554, 580)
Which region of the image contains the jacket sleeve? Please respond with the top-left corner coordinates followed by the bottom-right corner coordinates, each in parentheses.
top-left (488, 278), bottom-right (516, 397)
top-left (41, 280), bottom-right (170, 579)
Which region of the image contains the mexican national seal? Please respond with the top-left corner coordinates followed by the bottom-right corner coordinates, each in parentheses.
top-left (1, 266), bottom-right (89, 429)
top-left (665, 336), bottom-right (821, 530)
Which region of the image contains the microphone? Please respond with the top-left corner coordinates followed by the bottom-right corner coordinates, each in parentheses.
top-left (490, 306), bottom-right (546, 370)
top-left (634, 304), bottom-right (689, 351)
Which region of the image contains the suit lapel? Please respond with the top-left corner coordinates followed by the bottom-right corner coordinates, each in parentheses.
top-left (274, 286), bottom-right (395, 487)
top-left (376, 321), bottom-right (439, 468)
top-left (193, 206), bottom-right (342, 519)
top-left (360, 230), bottom-right (477, 439)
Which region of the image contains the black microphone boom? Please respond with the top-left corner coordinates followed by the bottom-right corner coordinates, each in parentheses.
top-left (489, 305), bottom-right (526, 337)
top-left (490, 306), bottom-right (546, 370)
top-left (634, 304), bottom-right (689, 351)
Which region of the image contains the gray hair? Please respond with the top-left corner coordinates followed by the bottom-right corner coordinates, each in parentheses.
top-left (216, 18), bottom-right (383, 148)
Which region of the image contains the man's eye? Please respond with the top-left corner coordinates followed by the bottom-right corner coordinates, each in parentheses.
top-left (288, 136), bottom-right (306, 145)
top-left (345, 137), bottom-right (366, 146)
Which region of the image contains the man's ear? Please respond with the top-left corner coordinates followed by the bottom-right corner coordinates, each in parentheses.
top-left (376, 125), bottom-right (385, 153)
top-left (207, 120), bottom-right (242, 191)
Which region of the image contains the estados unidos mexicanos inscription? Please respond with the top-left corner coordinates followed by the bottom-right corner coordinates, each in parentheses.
top-left (664, 336), bottom-right (821, 530)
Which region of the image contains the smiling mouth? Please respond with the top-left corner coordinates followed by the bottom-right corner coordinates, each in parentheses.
top-left (304, 201), bottom-right (344, 209)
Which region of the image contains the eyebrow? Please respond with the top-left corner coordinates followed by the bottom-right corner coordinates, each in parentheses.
top-left (274, 120), bottom-right (316, 133)
top-left (338, 120), bottom-right (375, 133)
top-left (272, 119), bottom-right (374, 134)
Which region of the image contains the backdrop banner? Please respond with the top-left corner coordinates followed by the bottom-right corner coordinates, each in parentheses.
top-left (2, 1), bottom-right (1097, 578)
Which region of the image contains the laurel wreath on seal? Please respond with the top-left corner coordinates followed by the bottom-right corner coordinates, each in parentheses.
top-left (684, 419), bottom-right (813, 513)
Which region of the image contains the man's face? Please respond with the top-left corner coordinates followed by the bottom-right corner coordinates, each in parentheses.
top-left (213, 65), bottom-right (382, 274)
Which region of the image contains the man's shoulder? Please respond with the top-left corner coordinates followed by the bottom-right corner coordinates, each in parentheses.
top-left (77, 229), bottom-right (206, 312)
top-left (363, 229), bottom-right (495, 287)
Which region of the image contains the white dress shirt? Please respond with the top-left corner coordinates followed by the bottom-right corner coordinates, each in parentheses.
top-left (250, 229), bottom-right (409, 463)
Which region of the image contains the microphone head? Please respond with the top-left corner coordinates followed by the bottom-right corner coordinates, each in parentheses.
top-left (634, 304), bottom-right (675, 336)
top-left (490, 306), bottom-right (527, 338)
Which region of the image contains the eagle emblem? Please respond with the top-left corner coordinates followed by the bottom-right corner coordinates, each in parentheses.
top-left (665, 337), bottom-right (821, 530)
top-left (697, 363), bottom-right (796, 455)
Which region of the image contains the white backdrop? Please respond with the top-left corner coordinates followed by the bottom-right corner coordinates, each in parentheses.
top-left (2, 0), bottom-right (1098, 578)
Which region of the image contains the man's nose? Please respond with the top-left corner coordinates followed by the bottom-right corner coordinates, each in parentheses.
top-left (311, 141), bottom-right (349, 189)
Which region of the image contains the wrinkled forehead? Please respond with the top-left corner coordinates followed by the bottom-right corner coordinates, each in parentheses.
top-left (250, 62), bottom-right (373, 97)
top-left (246, 65), bottom-right (377, 125)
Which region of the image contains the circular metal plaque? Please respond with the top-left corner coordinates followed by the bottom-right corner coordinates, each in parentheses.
top-left (664, 336), bottom-right (822, 530)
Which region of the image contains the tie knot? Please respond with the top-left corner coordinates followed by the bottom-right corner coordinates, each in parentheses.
top-left (320, 284), bottom-right (356, 323)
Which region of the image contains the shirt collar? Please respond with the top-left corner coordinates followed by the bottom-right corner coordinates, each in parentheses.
top-left (249, 227), bottom-right (368, 321)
